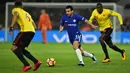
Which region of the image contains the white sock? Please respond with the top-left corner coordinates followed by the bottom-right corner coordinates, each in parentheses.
top-left (83, 51), bottom-right (93, 58)
top-left (75, 49), bottom-right (83, 62)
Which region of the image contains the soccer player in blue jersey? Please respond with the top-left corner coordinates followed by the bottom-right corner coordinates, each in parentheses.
top-left (59, 5), bottom-right (98, 66)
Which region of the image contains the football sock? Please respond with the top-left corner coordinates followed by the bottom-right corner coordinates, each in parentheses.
top-left (83, 51), bottom-right (93, 57)
top-left (99, 41), bottom-right (109, 59)
top-left (13, 47), bottom-right (30, 66)
top-left (22, 49), bottom-right (38, 64)
top-left (75, 49), bottom-right (83, 62)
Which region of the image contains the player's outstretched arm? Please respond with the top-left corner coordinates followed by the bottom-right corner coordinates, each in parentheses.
top-left (110, 11), bottom-right (123, 25)
top-left (9, 12), bottom-right (18, 35)
top-left (85, 20), bottom-right (98, 29)
top-left (59, 25), bottom-right (64, 34)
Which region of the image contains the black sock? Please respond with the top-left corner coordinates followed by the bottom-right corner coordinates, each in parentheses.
top-left (13, 47), bottom-right (30, 66)
top-left (22, 49), bottom-right (38, 64)
top-left (92, 57), bottom-right (96, 61)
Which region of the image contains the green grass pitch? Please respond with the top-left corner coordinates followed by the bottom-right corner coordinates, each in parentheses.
top-left (0, 42), bottom-right (129, 73)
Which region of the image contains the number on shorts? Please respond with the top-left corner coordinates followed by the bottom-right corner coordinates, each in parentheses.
top-left (75, 35), bottom-right (81, 42)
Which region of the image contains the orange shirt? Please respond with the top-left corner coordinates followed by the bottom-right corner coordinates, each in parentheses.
top-left (38, 13), bottom-right (52, 29)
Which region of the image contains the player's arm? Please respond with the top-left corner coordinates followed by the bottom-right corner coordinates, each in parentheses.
top-left (59, 25), bottom-right (64, 33)
top-left (85, 20), bottom-right (98, 29)
top-left (76, 14), bottom-right (98, 29)
top-left (32, 20), bottom-right (37, 29)
top-left (47, 14), bottom-right (52, 30)
top-left (29, 15), bottom-right (37, 29)
top-left (88, 10), bottom-right (98, 29)
top-left (9, 12), bottom-right (18, 35)
top-left (59, 16), bottom-right (64, 33)
top-left (110, 10), bottom-right (123, 25)
top-left (89, 11), bottom-right (95, 23)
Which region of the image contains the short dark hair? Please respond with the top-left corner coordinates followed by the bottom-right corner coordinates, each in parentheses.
top-left (96, 2), bottom-right (103, 7)
top-left (66, 5), bottom-right (73, 11)
top-left (15, 1), bottom-right (22, 7)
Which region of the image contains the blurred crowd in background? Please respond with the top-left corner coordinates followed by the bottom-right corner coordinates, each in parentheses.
top-left (0, 0), bottom-right (130, 32)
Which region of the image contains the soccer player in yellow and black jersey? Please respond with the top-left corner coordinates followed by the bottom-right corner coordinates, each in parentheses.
top-left (9, 2), bottom-right (42, 72)
top-left (89, 3), bottom-right (126, 63)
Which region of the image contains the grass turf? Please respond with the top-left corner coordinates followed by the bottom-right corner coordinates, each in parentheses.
top-left (0, 42), bottom-right (129, 73)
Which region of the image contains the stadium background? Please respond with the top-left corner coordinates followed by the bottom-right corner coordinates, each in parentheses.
top-left (0, 0), bottom-right (130, 43)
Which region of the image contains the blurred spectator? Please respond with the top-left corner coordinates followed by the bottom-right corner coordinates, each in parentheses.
top-left (81, 25), bottom-right (92, 31)
top-left (38, 8), bottom-right (52, 44)
top-left (122, 16), bottom-right (130, 31)
top-left (0, 24), bottom-right (3, 30)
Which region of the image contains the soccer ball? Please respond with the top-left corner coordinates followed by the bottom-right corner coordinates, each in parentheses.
top-left (46, 58), bottom-right (56, 67)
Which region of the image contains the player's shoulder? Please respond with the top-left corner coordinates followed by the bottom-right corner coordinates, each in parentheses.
top-left (73, 13), bottom-right (81, 18)
top-left (73, 13), bottom-right (80, 16)
top-left (93, 9), bottom-right (97, 12)
top-left (61, 14), bottom-right (67, 19)
top-left (12, 8), bottom-right (19, 12)
top-left (12, 8), bottom-right (21, 14)
top-left (14, 7), bottom-right (23, 11)
top-left (92, 9), bottom-right (97, 14)
top-left (12, 8), bottom-right (24, 14)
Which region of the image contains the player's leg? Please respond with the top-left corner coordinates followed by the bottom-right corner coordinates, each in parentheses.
top-left (79, 46), bottom-right (97, 63)
top-left (42, 28), bottom-right (47, 44)
top-left (99, 32), bottom-right (110, 63)
top-left (105, 39), bottom-right (126, 60)
top-left (22, 32), bottom-right (42, 71)
top-left (22, 49), bottom-right (37, 64)
top-left (73, 41), bottom-right (84, 66)
top-left (22, 48), bottom-right (42, 71)
top-left (104, 28), bottom-right (126, 60)
top-left (11, 32), bottom-right (31, 72)
top-left (11, 46), bottom-right (30, 66)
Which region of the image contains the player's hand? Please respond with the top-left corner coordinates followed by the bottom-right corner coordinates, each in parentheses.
top-left (9, 27), bottom-right (13, 35)
top-left (91, 24), bottom-right (98, 29)
top-left (10, 31), bottom-right (13, 35)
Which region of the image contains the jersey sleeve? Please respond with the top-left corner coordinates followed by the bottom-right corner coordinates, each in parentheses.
top-left (27, 13), bottom-right (34, 22)
top-left (60, 16), bottom-right (65, 26)
top-left (12, 8), bottom-right (19, 15)
top-left (29, 14), bottom-right (34, 22)
top-left (109, 10), bottom-right (123, 25)
top-left (76, 14), bottom-right (86, 22)
top-left (89, 9), bottom-right (96, 23)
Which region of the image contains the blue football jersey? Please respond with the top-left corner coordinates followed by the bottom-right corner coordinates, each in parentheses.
top-left (60, 13), bottom-right (86, 38)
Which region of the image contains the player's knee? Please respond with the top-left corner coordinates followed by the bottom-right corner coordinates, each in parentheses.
top-left (99, 36), bottom-right (104, 42)
top-left (11, 45), bottom-right (17, 51)
top-left (22, 49), bottom-right (30, 54)
top-left (73, 41), bottom-right (79, 49)
top-left (73, 45), bottom-right (78, 50)
top-left (73, 48), bottom-right (78, 50)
